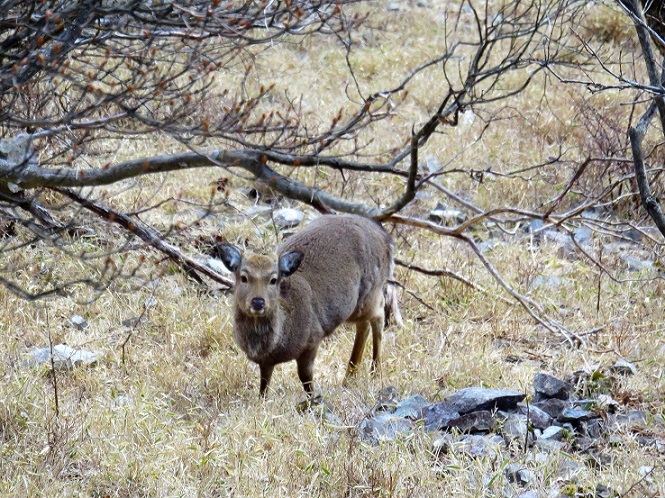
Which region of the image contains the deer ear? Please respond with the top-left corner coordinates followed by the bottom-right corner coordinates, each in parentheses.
top-left (218, 244), bottom-right (242, 273)
top-left (278, 251), bottom-right (303, 277)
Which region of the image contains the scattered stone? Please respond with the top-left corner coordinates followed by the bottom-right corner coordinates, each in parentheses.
top-left (144, 297), bottom-right (158, 309)
top-left (517, 403), bottom-right (553, 430)
top-left (557, 459), bottom-right (585, 480)
top-left (595, 483), bottom-right (618, 498)
top-left (608, 410), bottom-right (647, 428)
top-left (596, 394), bottom-right (620, 413)
top-left (122, 316), bottom-right (147, 328)
top-left (273, 208), bottom-right (304, 228)
top-left (442, 387), bottom-right (525, 415)
top-left (111, 394), bottom-right (134, 409)
top-left (429, 203), bottom-right (466, 226)
top-left (524, 219), bottom-right (544, 234)
top-left (609, 358), bottom-right (637, 376)
top-left (393, 394), bottom-right (429, 419)
top-left (26, 344), bottom-right (101, 370)
top-left (243, 204), bottom-right (273, 219)
top-left (573, 226), bottom-right (593, 244)
top-left (450, 434), bottom-right (503, 459)
top-left (446, 410), bottom-right (494, 433)
top-left (503, 413), bottom-right (532, 446)
top-left (608, 435), bottom-right (622, 446)
top-left (534, 373), bottom-right (572, 401)
top-left (534, 438), bottom-right (567, 453)
top-left (516, 491), bottom-right (542, 498)
top-left (387, 1), bottom-right (401, 10)
top-left (431, 433), bottom-right (455, 456)
top-left (533, 398), bottom-right (568, 419)
top-left (420, 402), bottom-right (460, 431)
top-left (531, 275), bottom-right (565, 290)
top-left (585, 452), bottom-right (613, 469)
top-left (358, 412), bottom-right (413, 445)
top-left (372, 386), bottom-right (400, 414)
top-left (505, 463), bottom-right (534, 486)
top-left (539, 426), bottom-right (564, 441)
top-left (70, 314), bottom-right (88, 330)
top-left (639, 465), bottom-right (655, 479)
top-left (559, 408), bottom-right (597, 424)
top-left (297, 396), bottom-right (343, 426)
top-left (621, 254), bottom-right (654, 272)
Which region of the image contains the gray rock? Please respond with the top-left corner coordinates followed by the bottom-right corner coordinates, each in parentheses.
top-left (596, 394), bottom-right (620, 412)
top-left (273, 208), bottom-right (304, 228)
top-left (595, 483), bottom-right (618, 498)
top-left (429, 203), bottom-right (465, 226)
top-left (243, 204), bottom-right (273, 219)
top-left (517, 403), bottom-right (553, 430)
top-left (446, 410), bottom-right (494, 433)
top-left (442, 387), bottom-right (525, 415)
top-left (122, 316), bottom-right (146, 328)
top-left (505, 463), bottom-right (534, 486)
top-left (539, 426), bottom-right (564, 441)
top-left (431, 433), bottom-right (455, 456)
top-left (297, 396), bottom-right (343, 426)
top-left (394, 394), bottom-right (429, 419)
top-left (621, 254), bottom-right (654, 272)
top-left (557, 459), bottom-right (584, 480)
top-left (372, 386), bottom-right (400, 414)
top-left (503, 413), bottom-right (532, 446)
top-left (533, 398), bottom-right (567, 418)
top-left (70, 314), bottom-right (88, 330)
top-left (420, 402), bottom-right (460, 431)
top-left (516, 492), bottom-right (543, 498)
top-left (524, 219), bottom-right (544, 235)
top-left (533, 373), bottom-right (572, 401)
top-left (558, 408), bottom-right (597, 424)
top-left (573, 226), bottom-right (593, 244)
top-left (387, 1), bottom-right (401, 10)
top-left (0, 134), bottom-right (37, 186)
top-left (534, 438), bottom-right (567, 452)
top-left (531, 275), bottom-right (565, 290)
top-left (26, 344), bottom-right (101, 370)
top-left (358, 413), bottom-right (413, 445)
top-left (609, 358), bottom-right (637, 376)
top-left (450, 434), bottom-right (504, 459)
top-left (608, 410), bottom-right (647, 428)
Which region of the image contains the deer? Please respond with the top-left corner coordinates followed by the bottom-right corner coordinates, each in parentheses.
top-left (218, 213), bottom-right (398, 398)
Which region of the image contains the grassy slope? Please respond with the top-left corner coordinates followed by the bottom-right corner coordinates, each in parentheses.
top-left (1, 1), bottom-right (664, 496)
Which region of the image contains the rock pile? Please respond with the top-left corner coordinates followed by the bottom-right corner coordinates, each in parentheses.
top-left (352, 369), bottom-right (661, 496)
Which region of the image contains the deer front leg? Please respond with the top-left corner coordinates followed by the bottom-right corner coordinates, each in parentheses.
top-left (259, 363), bottom-right (275, 397)
top-left (297, 348), bottom-right (318, 397)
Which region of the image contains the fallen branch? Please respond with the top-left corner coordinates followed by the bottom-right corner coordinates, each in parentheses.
top-left (395, 257), bottom-right (513, 305)
top-left (54, 188), bottom-right (233, 288)
top-left (389, 214), bottom-right (587, 347)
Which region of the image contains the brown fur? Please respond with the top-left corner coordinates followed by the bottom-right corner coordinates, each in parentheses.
top-left (219, 214), bottom-right (395, 397)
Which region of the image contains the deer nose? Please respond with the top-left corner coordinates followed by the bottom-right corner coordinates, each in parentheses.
top-left (251, 297), bottom-right (265, 311)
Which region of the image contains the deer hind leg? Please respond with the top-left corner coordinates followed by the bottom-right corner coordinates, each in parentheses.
top-left (344, 321), bottom-right (370, 384)
top-left (370, 314), bottom-right (384, 377)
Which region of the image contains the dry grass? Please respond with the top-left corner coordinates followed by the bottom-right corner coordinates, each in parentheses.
top-left (1, 1), bottom-right (665, 496)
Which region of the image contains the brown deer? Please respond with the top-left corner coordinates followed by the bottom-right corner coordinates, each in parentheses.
top-left (218, 214), bottom-right (397, 397)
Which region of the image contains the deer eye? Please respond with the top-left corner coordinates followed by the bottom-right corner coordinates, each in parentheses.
top-left (240, 275), bottom-right (248, 283)
top-left (269, 277), bottom-right (278, 285)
